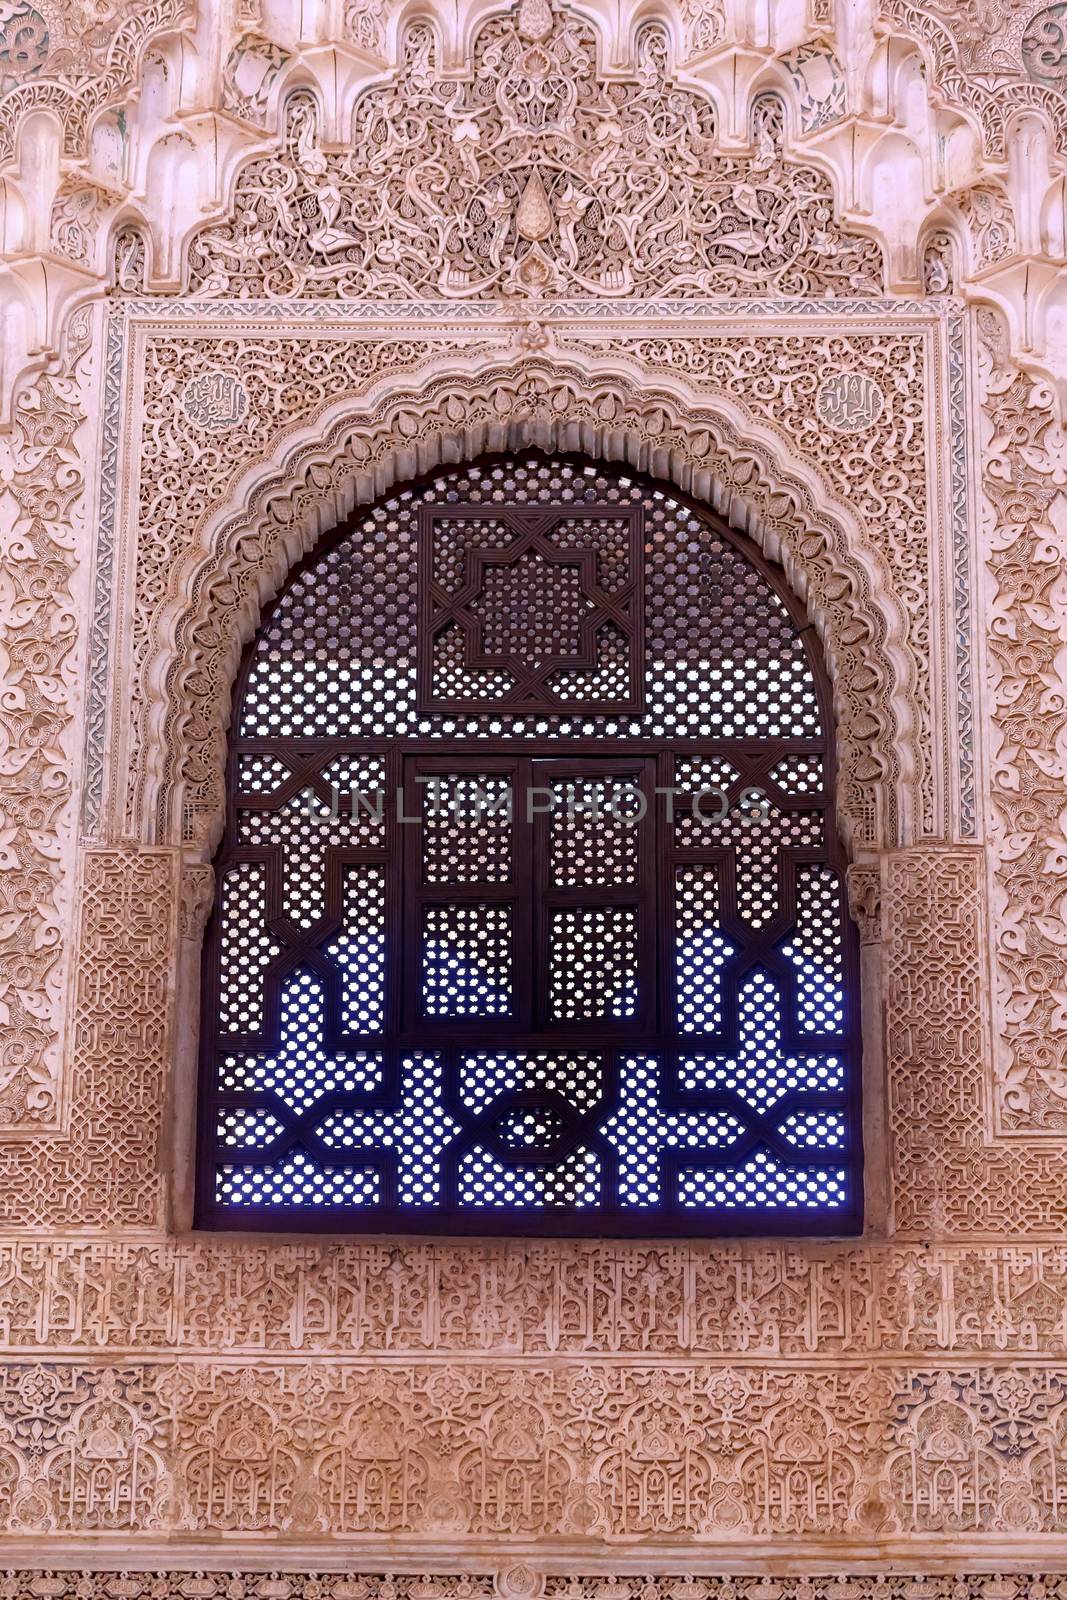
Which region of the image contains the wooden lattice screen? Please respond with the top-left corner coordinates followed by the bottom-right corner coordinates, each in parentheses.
top-left (198, 456), bottom-right (861, 1234)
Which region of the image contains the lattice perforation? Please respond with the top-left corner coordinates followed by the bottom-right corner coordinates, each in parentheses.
top-left (418, 505), bottom-right (644, 715)
top-left (202, 457), bottom-right (858, 1234)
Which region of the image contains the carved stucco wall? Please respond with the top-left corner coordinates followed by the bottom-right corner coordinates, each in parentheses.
top-left (2, 0), bottom-right (1067, 1587)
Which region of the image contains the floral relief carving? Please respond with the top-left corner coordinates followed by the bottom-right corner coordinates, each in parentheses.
top-left (780, 43), bottom-right (848, 133)
top-left (0, 1364), bottom-right (170, 1533)
top-left (923, 231), bottom-right (957, 293)
top-left (221, 32), bottom-right (291, 127)
top-left (127, 330), bottom-right (500, 841)
top-left (0, 0), bottom-right (1062, 417)
top-left (881, 0), bottom-right (1067, 157)
top-left (4, 1358), bottom-right (1067, 1538)
top-left (3, 0), bottom-right (1067, 1580)
top-left (1023, 5), bottom-right (1067, 86)
top-left (556, 328), bottom-right (933, 831)
top-left (48, 178), bottom-right (116, 269)
top-left (947, 180), bottom-right (1018, 273)
top-left (111, 226), bottom-right (147, 293)
top-left (980, 309), bottom-right (1067, 1133)
top-left (678, 0), bottom-right (726, 57)
top-left (344, 0), bottom-right (386, 58)
top-left (135, 332), bottom-right (495, 567)
top-left (185, 27), bottom-right (884, 302)
top-left (2, 1581), bottom-right (1067, 1600)
top-left (0, 0), bottom-right (192, 162)
top-left (6, 826), bottom-right (1067, 1531)
top-left (0, 313), bottom-right (85, 1130)
top-left (125, 353), bottom-right (908, 862)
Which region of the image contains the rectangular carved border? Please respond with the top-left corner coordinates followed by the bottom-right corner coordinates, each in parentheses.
top-left (2, 1575), bottom-right (1067, 1596)
top-left (77, 297), bottom-right (974, 851)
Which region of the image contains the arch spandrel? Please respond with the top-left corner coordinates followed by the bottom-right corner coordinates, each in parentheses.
top-left (125, 354), bottom-right (918, 862)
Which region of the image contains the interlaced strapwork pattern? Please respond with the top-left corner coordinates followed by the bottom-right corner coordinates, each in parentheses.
top-left (202, 457), bottom-right (859, 1234)
top-left (240, 460), bottom-right (818, 741)
top-left (421, 502), bottom-right (642, 712)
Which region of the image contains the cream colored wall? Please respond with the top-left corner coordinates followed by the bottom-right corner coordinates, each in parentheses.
top-left (0, 0), bottom-right (1067, 1583)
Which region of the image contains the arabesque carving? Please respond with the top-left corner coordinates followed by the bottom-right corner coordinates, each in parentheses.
top-left (126, 351), bottom-right (911, 859)
top-left (0, 0), bottom-right (1064, 414)
top-left (557, 327), bottom-right (934, 830)
top-left (7, 1352), bottom-right (1067, 1538)
top-left (184, 45), bottom-right (884, 301)
top-left (0, 0), bottom-right (191, 162)
top-left (1, 1580), bottom-right (1067, 1600)
top-left (1, 0), bottom-right (1067, 1583)
top-left (882, 0), bottom-right (1067, 158)
top-left (881, 848), bottom-right (1067, 1233)
top-left (0, 307), bottom-right (85, 1131)
top-left (980, 309), bottom-right (1067, 1133)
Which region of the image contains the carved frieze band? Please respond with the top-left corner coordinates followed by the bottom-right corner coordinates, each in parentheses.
top-left (6, 1235), bottom-right (1067, 1356)
top-left (0, 1578), bottom-right (1066, 1600)
top-left (4, 1357), bottom-right (1067, 1538)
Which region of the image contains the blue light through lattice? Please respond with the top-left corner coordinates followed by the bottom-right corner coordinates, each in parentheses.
top-left (679, 971), bottom-right (843, 1109)
top-left (217, 957), bottom-right (848, 1214)
top-left (317, 1054), bottom-right (461, 1205)
top-left (220, 971), bottom-right (381, 1112)
top-left (601, 1056), bottom-right (744, 1207)
top-left (207, 458), bottom-right (858, 1231)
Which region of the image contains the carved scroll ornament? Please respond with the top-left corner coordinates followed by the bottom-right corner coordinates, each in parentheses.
top-left (124, 356), bottom-right (912, 863)
top-left (184, 17), bottom-right (884, 303)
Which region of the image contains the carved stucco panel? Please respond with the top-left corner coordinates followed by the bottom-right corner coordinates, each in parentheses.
top-left (0, 1581), bottom-right (1065, 1600)
top-left (179, 38), bottom-right (885, 304)
top-left (882, 846), bottom-right (1067, 1235)
top-left (9, 1236), bottom-right (1067, 1356)
top-left (0, 0), bottom-right (193, 165)
top-left (0, 0), bottom-right (1065, 1580)
top-left (0, 836), bottom-right (1047, 1247)
top-left (881, 0), bottom-right (1067, 160)
top-left (979, 309), bottom-right (1067, 1137)
top-left (0, 306), bottom-right (91, 1135)
top-left (0, 847), bottom-right (176, 1230)
top-left (555, 325), bottom-right (938, 833)
top-left (112, 328), bottom-right (920, 864)
top-left (121, 324), bottom-right (502, 832)
top-left (5, 1356), bottom-right (1067, 1541)
top-left (1, 0), bottom-right (1065, 425)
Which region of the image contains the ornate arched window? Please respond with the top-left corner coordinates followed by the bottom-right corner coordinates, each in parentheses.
top-left (198, 457), bottom-right (861, 1233)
